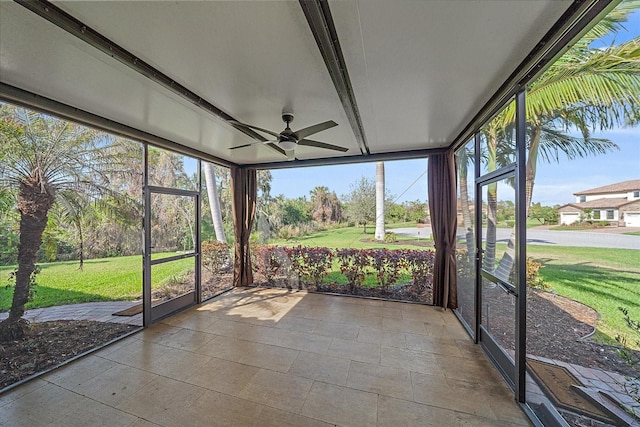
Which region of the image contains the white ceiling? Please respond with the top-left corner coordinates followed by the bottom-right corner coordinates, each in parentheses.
top-left (0, 0), bottom-right (573, 167)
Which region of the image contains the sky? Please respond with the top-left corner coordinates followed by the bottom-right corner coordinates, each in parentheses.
top-left (270, 8), bottom-right (640, 207)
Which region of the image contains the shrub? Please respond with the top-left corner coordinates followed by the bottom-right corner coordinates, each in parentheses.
top-left (456, 249), bottom-right (474, 281)
top-left (384, 232), bottom-right (397, 243)
top-left (526, 257), bottom-right (551, 291)
top-left (201, 240), bottom-right (230, 274)
top-left (253, 245), bottom-right (284, 283)
top-left (367, 248), bottom-right (406, 292)
top-left (284, 246), bottom-right (333, 286)
top-left (336, 248), bottom-right (371, 292)
top-left (403, 249), bottom-right (435, 295)
top-left (301, 246), bottom-right (333, 286)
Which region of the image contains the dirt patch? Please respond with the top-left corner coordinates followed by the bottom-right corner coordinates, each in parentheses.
top-left (478, 287), bottom-right (639, 378)
top-left (314, 281), bottom-right (432, 303)
top-left (0, 320), bottom-right (137, 390)
top-left (148, 270), bottom-right (233, 301)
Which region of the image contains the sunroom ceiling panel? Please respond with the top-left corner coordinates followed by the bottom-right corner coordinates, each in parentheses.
top-left (0, 2), bottom-right (283, 164)
top-left (331, 0), bottom-right (573, 153)
top-left (52, 1), bottom-right (360, 162)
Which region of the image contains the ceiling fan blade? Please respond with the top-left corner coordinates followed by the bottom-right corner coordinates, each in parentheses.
top-left (265, 141), bottom-right (287, 156)
top-left (229, 139), bottom-right (278, 150)
top-left (294, 120), bottom-right (338, 140)
top-left (298, 139), bottom-right (349, 152)
top-left (229, 120), bottom-right (281, 138)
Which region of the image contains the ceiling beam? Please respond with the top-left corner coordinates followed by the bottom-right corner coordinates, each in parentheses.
top-left (300, 0), bottom-right (370, 156)
top-left (13, 0), bottom-right (287, 157)
top-left (246, 147), bottom-right (445, 170)
top-left (0, 83), bottom-right (240, 169)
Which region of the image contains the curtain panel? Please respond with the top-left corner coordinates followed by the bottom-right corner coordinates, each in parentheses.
top-left (427, 151), bottom-right (458, 309)
top-left (231, 167), bottom-right (257, 287)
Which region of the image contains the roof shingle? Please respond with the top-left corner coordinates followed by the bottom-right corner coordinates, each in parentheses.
top-left (564, 197), bottom-right (632, 209)
top-left (574, 179), bottom-right (640, 196)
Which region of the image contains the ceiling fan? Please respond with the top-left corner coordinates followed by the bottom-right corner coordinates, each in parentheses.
top-left (229, 112), bottom-right (348, 158)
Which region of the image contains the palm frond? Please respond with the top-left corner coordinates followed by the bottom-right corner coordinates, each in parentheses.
top-left (537, 126), bottom-right (619, 163)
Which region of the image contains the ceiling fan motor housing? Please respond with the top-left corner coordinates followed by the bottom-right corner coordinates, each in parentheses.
top-left (282, 112), bottom-right (294, 124)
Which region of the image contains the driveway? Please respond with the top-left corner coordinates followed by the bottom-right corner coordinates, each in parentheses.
top-left (390, 227), bottom-right (640, 250)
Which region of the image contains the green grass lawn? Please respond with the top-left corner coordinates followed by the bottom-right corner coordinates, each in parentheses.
top-left (0, 254), bottom-right (193, 311)
top-left (2, 225), bottom-right (637, 350)
top-left (273, 225), bottom-right (432, 249)
top-left (624, 230), bottom-right (640, 236)
top-left (527, 245), bottom-right (640, 348)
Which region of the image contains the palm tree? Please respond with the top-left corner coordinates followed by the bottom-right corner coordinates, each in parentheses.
top-left (0, 105), bottom-right (128, 340)
top-left (203, 162), bottom-right (226, 243)
top-left (374, 162), bottom-right (386, 241)
top-left (481, 120), bottom-right (503, 272)
top-left (310, 186), bottom-right (342, 223)
top-left (456, 147), bottom-right (475, 257)
top-left (490, 8), bottom-right (640, 277)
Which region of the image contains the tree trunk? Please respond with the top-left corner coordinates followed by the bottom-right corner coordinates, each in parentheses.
top-left (374, 162), bottom-right (385, 240)
top-left (0, 180), bottom-right (55, 341)
top-left (483, 132), bottom-right (498, 272)
top-left (77, 219), bottom-right (84, 270)
top-left (204, 162), bottom-right (227, 243)
top-left (458, 151), bottom-right (475, 257)
top-left (495, 127), bottom-right (541, 279)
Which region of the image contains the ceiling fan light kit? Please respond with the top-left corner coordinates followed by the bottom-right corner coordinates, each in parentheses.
top-left (229, 111), bottom-right (347, 156)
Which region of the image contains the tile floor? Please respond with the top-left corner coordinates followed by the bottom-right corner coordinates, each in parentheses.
top-left (0, 288), bottom-right (531, 426)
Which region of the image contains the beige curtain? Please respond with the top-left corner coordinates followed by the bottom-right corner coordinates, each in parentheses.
top-left (427, 151), bottom-right (458, 309)
top-left (231, 167), bottom-right (257, 287)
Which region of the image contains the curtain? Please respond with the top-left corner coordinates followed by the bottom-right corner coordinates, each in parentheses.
top-left (427, 151), bottom-right (458, 309)
top-left (231, 167), bottom-right (257, 287)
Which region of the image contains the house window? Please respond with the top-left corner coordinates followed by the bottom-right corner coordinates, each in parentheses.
top-left (579, 196), bottom-right (586, 202)
top-left (606, 210), bottom-right (615, 220)
top-left (634, 191), bottom-right (640, 198)
top-left (593, 210), bottom-right (601, 220)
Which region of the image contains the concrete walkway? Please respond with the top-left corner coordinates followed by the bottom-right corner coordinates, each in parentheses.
top-left (0, 301), bottom-right (143, 326)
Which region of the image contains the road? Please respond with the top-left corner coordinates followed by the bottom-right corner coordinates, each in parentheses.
top-left (390, 227), bottom-right (640, 250)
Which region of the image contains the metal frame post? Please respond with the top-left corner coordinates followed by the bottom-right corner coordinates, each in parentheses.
top-left (142, 144), bottom-right (151, 327)
top-left (515, 89), bottom-right (527, 403)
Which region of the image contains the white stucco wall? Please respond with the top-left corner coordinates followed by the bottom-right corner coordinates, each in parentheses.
top-left (576, 192), bottom-right (628, 202)
top-left (560, 212), bottom-right (579, 225)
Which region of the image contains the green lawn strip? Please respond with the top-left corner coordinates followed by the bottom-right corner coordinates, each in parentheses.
top-left (273, 225), bottom-right (432, 249)
top-left (386, 221), bottom-right (419, 228)
top-left (623, 231), bottom-right (640, 236)
top-left (0, 254), bottom-right (193, 311)
top-left (527, 245), bottom-right (640, 348)
top-left (548, 225), bottom-right (617, 232)
top-left (318, 265), bottom-right (412, 288)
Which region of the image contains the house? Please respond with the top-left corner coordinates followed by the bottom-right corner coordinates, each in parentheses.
top-left (558, 179), bottom-right (640, 227)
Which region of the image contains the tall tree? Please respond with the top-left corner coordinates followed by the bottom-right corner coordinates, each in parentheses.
top-left (0, 106), bottom-right (127, 340)
top-left (203, 162), bottom-right (226, 242)
top-left (374, 162), bottom-right (386, 240)
top-left (493, 14), bottom-right (640, 277)
top-left (456, 146), bottom-right (475, 256)
top-left (481, 120), bottom-right (502, 271)
top-left (310, 186), bottom-right (342, 223)
top-left (344, 176), bottom-right (376, 233)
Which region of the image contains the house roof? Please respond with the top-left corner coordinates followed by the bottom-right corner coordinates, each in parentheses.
top-left (574, 180), bottom-right (640, 196)
top-left (560, 197), bottom-right (635, 210)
